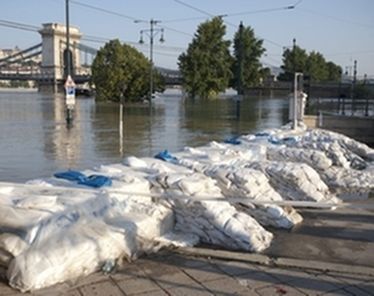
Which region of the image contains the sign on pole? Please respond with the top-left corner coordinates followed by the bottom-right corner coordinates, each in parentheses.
top-left (64, 75), bottom-right (76, 107)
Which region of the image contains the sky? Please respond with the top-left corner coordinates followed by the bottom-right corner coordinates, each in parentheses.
top-left (1, 0), bottom-right (374, 77)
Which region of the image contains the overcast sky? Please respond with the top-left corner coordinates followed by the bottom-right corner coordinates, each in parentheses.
top-left (1, 0), bottom-right (373, 76)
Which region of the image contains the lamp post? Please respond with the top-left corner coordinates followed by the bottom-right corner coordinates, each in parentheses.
top-left (65, 0), bottom-right (71, 78)
top-left (135, 19), bottom-right (165, 104)
top-left (64, 0), bottom-right (75, 125)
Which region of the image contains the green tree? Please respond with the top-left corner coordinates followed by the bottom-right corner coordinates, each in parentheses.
top-left (306, 51), bottom-right (328, 82)
top-left (178, 17), bottom-right (232, 99)
top-left (232, 22), bottom-right (266, 93)
top-left (278, 45), bottom-right (308, 81)
top-left (92, 39), bottom-right (164, 102)
top-left (326, 61), bottom-right (342, 81)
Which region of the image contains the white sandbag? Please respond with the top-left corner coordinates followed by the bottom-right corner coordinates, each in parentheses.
top-left (249, 161), bottom-right (335, 203)
top-left (0, 234), bottom-right (28, 258)
top-left (14, 195), bottom-right (58, 210)
top-left (0, 205), bottom-right (51, 241)
top-left (267, 146), bottom-right (332, 171)
top-left (7, 219), bottom-right (136, 292)
top-left (147, 167), bottom-right (273, 252)
top-left (0, 234), bottom-right (29, 268)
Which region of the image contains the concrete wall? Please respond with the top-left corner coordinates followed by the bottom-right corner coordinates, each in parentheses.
top-left (304, 114), bottom-right (374, 146)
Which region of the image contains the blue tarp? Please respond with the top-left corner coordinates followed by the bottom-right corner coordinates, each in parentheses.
top-left (154, 150), bottom-right (178, 163)
top-left (78, 175), bottom-right (112, 188)
top-left (54, 170), bottom-right (86, 182)
top-left (54, 170), bottom-right (112, 188)
top-left (224, 137), bottom-right (241, 145)
top-left (255, 132), bottom-right (270, 137)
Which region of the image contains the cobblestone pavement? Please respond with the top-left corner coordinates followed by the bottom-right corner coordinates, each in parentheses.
top-left (1, 251), bottom-right (373, 296)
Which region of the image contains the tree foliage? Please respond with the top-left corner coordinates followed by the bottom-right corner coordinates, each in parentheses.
top-left (232, 23), bottom-right (266, 93)
top-left (92, 39), bottom-right (164, 102)
top-left (278, 45), bottom-right (308, 81)
top-left (178, 17), bottom-right (232, 99)
top-left (278, 44), bottom-right (342, 82)
top-left (326, 61), bottom-right (342, 81)
top-left (306, 51), bottom-right (328, 82)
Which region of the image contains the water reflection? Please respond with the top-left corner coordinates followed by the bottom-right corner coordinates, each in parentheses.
top-left (0, 88), bottom-right (289, 182)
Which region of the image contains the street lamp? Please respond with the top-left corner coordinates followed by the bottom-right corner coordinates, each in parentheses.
top-left (64, 0), bottom-right (76, 126)
top-left (135, 19), bottom-right (165, 103)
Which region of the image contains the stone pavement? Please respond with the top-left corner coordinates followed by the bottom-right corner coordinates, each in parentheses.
top-left (1, 250), bottom-right (373, 296)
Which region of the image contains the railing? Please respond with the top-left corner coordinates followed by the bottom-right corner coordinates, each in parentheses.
top-left (0, 66), bottom-right (91, 82)
top-left (306, 97), bottom-right (374, 117)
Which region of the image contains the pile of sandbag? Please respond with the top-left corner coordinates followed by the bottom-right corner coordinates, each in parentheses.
top-left (0, 182), bottom-right (174, 292)
top-left (0, 125), bottom-right (373, 292)
top-left (124, 157), bottom-right (274, 252)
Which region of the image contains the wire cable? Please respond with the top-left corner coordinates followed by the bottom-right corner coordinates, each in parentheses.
top-left (172, 0), bottom-right (286, 48)
top-left (70, 0), bottom-right (138, 21)
top-left (297, 7), bottom-right (374, 29)
top-left (0, 19), bottom-right (39, 32)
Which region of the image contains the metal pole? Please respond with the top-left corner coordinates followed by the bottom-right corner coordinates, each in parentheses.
top-left (293, 73), bottom-right (298, 129)
top-left (149, 19), bottom-right (154, 103)
top-left (237, 21), bottom-right (244, 95)
top-left (119, 102), bottom-right (124, 155)
top-left (65, 0), bottom-right (70, 78)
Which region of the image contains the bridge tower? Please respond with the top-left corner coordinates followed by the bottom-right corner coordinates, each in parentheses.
top-left (38, 23), bottom-right (82, 92)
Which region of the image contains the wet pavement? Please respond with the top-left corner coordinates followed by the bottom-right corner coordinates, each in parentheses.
top-left (265, 199), bottom-right (374, 268)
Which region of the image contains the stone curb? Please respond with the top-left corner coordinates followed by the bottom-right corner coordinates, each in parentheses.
top-left (174, 247), bottom-right (374, 276)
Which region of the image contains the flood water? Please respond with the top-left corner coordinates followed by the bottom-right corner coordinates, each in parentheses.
top-left (0, 88), bottom-right (289, 182)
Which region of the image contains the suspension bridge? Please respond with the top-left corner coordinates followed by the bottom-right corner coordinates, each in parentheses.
top-left (0, 23), bottom-right (181, 92)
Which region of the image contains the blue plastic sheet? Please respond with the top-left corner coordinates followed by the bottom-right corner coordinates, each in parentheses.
top-left (54, 170), bottom-right (86, 182)
top-left (255, 132), bottom-right (270, 137)
top-left (54, 170), bottom-right (112, 188)
top-left (78, 175), bottom-right (112, 188)
top-left (154, 150), bottom-right (178, 163)
top-left (224, 137), bottom-right (241, 145)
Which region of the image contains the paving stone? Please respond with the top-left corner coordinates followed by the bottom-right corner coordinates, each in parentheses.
top-left (135, 290), bottom-right (169, 296)
top-left (326, 271), bottom-right (374, 286)
top-left (29, 282), bottom-right (72, 296)
top-left (211, 259), bottom-right (259, 276)
top-left (322, 288), bottom-right (354, 295)
top-left (200, 277), bottom-right (253, 296)
top-left (79, 280), bottom-right (124, 296)
top-left (285, 274), bottom-right (345, 296)
top-left (68, 272), bottom-right (110, 289)
top-left (261, 266), bottom-right (319, 285)
top-left (182, 263), bottom-right (227, 282)
top-left (234, 270), bottom-right (281, 290)
top-left (110, 264), bottom-right (146, 282)
top-left (336, 285), bottom-right (374, 296)
top-left (152, 270), bottom-right (201, 290)
top-left (166, 253), bottom-right (210, 269)
top-left (116, 276), bottom-right (160, 295)
top-left (256, 284), bottom-right (307, 296)
top-left (355, 281), bottom-right (374, 295)
top-left (139, 260), bottom-right (181, 278)
top-left (168, 285), bottom-right (215, 296)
